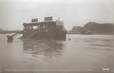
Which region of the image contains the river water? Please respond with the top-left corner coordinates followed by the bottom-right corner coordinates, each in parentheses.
top-left (0, 34), bottom-right (114, 73)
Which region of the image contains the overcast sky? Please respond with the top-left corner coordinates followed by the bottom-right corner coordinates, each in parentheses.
top-left (0, 0), bottom-right (114, 30)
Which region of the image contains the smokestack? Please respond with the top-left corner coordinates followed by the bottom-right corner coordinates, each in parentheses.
top-left (44, 16), bottom-right (53, 21)
top-left (31, 18), bottom-right (38, 22)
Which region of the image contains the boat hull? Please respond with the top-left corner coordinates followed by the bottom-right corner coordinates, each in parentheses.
top-left (22, 31), bottom-right (66, 40)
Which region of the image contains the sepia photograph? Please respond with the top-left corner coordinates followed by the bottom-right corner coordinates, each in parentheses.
top-left (0, 0), bottom-right (114, 73)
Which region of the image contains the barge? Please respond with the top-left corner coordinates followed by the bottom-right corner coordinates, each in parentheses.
top-left (22, 17), bottom-right (66, 40)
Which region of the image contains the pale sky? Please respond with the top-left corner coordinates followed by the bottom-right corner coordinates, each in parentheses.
top-left (0, 0), bottom-right (114, 30)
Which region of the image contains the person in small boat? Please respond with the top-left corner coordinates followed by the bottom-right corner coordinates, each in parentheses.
top-left (7, 35), bottom-right (13, 42)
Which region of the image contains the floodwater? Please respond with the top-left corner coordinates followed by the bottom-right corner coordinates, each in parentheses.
top-left (0, 34), bottom-right (114, 73)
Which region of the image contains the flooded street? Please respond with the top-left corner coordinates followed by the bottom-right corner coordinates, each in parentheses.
top-left (0, 34), bottom-right (114, 73)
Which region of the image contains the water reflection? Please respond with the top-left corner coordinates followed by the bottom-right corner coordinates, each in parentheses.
top-left (1, 34), bottom-right (114, 72)
top-left (23, 40), bottom-right (64, 58)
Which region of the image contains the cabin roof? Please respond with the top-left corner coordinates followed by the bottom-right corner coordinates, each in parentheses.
top-left (23, 21), bottom-right (56, 26)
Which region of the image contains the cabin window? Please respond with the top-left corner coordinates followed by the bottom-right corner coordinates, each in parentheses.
top-left (42, 24), bottom-right (46, 28)
top-left (33, 26), bottom-right (38, 30)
